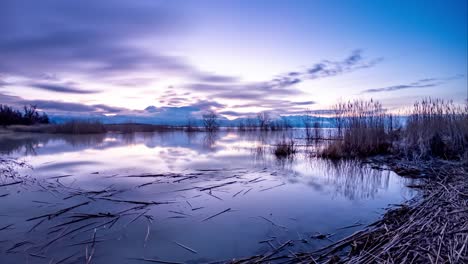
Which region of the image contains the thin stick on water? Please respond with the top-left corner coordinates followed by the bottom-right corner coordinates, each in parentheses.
top-left (174, 241), bottom-right (198, 254)
top-left (202, 208), bottom-right (231, 222)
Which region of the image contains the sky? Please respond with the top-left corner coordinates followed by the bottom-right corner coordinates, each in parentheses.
top-left (0, 0), bottom-right (467, 121)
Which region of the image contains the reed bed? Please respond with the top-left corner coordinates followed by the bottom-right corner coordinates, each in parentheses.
top-left (321, 99), bottom-right (394, 159)
top-left (322, 98), bottom-right (468, 161)
top-left (402, 98), bottom-right (468, 160)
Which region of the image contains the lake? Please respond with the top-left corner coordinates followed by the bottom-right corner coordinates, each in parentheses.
top-left (0, 130), bottom-right (414, 263)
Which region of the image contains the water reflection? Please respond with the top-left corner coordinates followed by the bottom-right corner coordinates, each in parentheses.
top-left (0, 133), bottom-right (106, 155)
top-left (0, 130), bottom-right (414, 263)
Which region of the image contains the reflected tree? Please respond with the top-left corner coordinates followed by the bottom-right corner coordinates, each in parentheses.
top-left (202, 111), bottom-right (219, 132)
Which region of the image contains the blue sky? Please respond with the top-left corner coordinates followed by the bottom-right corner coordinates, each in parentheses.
top-left (0, 0), bottom-right (466, 120)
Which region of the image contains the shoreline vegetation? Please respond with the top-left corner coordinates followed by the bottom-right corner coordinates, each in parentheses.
top-left (1, 97), bottom-right (467, 263)
top-left (229, 158), bottom-right (467, 263)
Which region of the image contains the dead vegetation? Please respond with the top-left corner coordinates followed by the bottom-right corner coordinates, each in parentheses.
top-left (229, 161), bottom-right (468, 264)
top-left (321, 98), bottom-right (468, 161)
top-left (401, 98), bottom-right (468, 160)
top-left (321, 99), bottom-right (395, 159)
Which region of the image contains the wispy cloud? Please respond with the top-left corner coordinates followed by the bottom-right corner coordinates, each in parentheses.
top-left (30, 83), bottom-right (98, 94)
top-left (184, 50), bottom-right (382, 103)
top-left (271, 49), bottom-right (383, 89)
top-left (361, 75), bottom-right (464, 94)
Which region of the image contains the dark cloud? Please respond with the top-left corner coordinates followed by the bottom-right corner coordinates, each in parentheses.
top-left (195, 74), bottom-right (239, 83)
top-left (30, 83), bottom-right (98, 94)
top-left (0, 92), bottom-right (124, 113)
top-left (191, 100), bottom-right (226, 110)
top-left (361, 75), bottom-right (463, 93)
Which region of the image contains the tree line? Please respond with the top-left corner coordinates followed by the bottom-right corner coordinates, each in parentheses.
top-left (0, 104), bottom-right (50, 126)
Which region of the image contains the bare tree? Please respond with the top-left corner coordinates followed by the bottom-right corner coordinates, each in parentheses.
top-left (202, 111), bottom-right (219, 132)
top-left (257, 112), bottom-right (271, 131)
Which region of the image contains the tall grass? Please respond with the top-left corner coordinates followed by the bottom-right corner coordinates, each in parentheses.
top-left (322, 98), bottom-right (467, 161)
top-left (322, 99), bottom-right (395, 158)
top-left (402, 98), bottom-right (468, 160)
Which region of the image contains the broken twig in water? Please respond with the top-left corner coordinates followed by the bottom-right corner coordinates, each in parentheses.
top-left (202, 208), bottom-right (231, 222)
top-left (199, 181), bottom-right (237, 191)
top-left (174, 241), bottom-right (198, 254)
top-left (259, 183), bottom-right (286, 192)
top-left (232, 189), bottom-right (243, 197)
top-left (131, 258), bottom-right (183, 264)
top-left (27, 201), bottom-right (90, 221)
top-left (258, 216), bottom-right (287, 229)
top-left (99, 198), bottom-right (173, 205)
top-left (0, 181), bottom-right (23, 187)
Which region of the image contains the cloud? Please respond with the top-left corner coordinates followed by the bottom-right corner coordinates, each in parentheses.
top-left (195, 74), bottom-right (239, 83)
top-left (0, 0), bottom-right (196, 80)
top-left (361, 75), bottom-right (464, 93)
top-left (268, 49), bottom-right (383, 89)
top-left (30, 83), bottom-right (98, 94)
top-left (0, 1), bottom-right (384, 118)
top-left (0, 0), bottom-right (242, 89)
top-left (183, 50), bottom-right (381, 103)
top-left (0, 79), bottom-right (8, 87)
top-left (0, 92), bottom-right (124, 113)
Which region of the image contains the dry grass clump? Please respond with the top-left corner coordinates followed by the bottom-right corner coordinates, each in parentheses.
top-left (273, 137), bottom-right (297, 158)
top-left (322, 98), bottom-right (467, 161)
top-left (402, 98), bottom-right (468, 160)
top-left (322, 99), bottom-right (395, 158)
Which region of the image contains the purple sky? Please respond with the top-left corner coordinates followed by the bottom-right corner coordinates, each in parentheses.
top-left (0, 0), bottom-right (467, 119)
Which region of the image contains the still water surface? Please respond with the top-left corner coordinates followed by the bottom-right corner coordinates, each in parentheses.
top-left (0, 131), bottom-right (414, 263)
